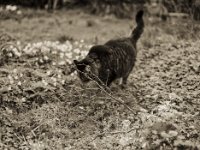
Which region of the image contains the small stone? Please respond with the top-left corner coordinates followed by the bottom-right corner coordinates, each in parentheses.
top-left (168, 130), bottom-right (178, 137)
top-left (160, 131), bottom-right (170, 138)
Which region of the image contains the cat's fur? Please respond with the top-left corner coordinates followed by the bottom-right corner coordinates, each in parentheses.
top-left (74, 10), bottom-right (144, 87)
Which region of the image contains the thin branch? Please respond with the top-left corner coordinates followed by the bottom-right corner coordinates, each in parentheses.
top-left (0, 42), bottom-right (20, 52)
top-left (89, 127), bottom-right (137, 143)
top-left (74, 67), bottom-right (141, 114)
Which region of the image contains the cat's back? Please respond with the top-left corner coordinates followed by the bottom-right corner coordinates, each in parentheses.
top-left (105, 37), bottom-right (136, 59)
top-left (105, 37), bottom-right (133, 48)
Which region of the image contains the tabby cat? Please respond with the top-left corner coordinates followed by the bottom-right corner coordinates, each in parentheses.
top-left (73, 10), bottom-right (144, 87)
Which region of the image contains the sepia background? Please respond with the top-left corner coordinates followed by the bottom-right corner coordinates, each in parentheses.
top-left (0, 0), bottom-right (200, 149)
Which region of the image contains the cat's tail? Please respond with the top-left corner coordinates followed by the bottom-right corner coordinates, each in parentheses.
top-left (131, 10), bottom-right (144, 43)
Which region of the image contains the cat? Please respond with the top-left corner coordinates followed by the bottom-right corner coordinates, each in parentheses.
top-left (73, 10), bottom-right (144, 87)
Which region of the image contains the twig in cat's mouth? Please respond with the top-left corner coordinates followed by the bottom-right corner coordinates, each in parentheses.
top-left (73, 67), bottom-right (142, 114)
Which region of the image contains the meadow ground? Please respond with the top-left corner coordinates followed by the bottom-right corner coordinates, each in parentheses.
top-left (0, 8), bottom-right (200, 149)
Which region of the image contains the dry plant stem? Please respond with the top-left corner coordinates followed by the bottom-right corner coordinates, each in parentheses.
top-left (0, 33), bottom-right (16, 39)
top-left (22, 135), bottom-right (28, 144)
top-left (79, 109), bottom-right (104, 127)
top-left (31, 122), bottom-right (45, 137)
top-left (75, 68), bottom-right (140, 114)
top-left (0, 42), bottom-right (20, 52)
top-left (89, 127), bottom-right (138, 143)
top-left (13, 133), bottom-right (23, 142)
top-left (31, 130), bottom-right (36, 137)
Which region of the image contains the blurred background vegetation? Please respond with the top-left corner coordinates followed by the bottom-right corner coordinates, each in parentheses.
top-left (0, 0), bottom-right (199, 20)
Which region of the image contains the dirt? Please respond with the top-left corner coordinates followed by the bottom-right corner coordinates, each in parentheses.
top-left (0, 8), bottom-right (200, 150)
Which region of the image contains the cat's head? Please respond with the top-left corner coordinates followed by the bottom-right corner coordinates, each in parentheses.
top-left (73, 45), bottom-right (112, 83)
top-left (73, 54), bottom-right (101, 83)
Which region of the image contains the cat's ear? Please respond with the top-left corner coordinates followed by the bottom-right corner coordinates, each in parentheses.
top-left (73, 59), bottom-right (87, 71)
top-left (73, 60), bottom-right (79, 65)
top-left (67, 61), bottom-right (77, 75)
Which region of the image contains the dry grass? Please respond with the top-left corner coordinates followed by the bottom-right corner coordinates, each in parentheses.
top-left (0, 8), bottom-right (200, 149)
